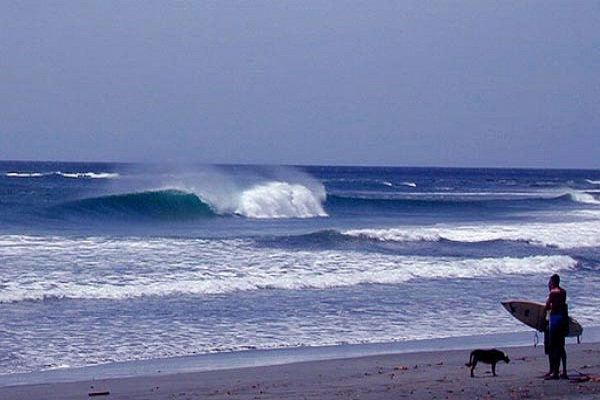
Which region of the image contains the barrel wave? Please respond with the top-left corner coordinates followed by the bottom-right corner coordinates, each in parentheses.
top-left (55, 181), bottom-right (328, 221)
top-left (58, 190), bottom-right (215, 220)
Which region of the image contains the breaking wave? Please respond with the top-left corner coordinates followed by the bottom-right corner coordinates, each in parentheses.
top-left (58, 190), bottom-right (215, 220)
top-left (43, 189), bottom-right (600, 223)
top-left (342, 218), bottom-right (600, 249)
top-left (0, 234), bottom-right (578, 303)
top-left (233, 181), bottom-right (327, 219)
top-left (56, 181), bottom-right (327, 220)
top-left (567, 192), bottom-right (600, 205)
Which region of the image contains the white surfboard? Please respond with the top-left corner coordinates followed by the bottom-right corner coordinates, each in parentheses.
top-left (501, 300), bottom-right (583, 338)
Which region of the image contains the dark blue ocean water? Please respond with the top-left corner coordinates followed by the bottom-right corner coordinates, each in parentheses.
top-left (1, 161), bottom-right (599, 374)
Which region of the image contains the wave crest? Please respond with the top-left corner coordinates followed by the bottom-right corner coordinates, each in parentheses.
top-left (234, 182), bottom-right (328, 219)
top-left (57, 182), bottom-right (328, 221)
top-left (59, 190), bottom-right (214, 220)
top-left (342, 219), bottom-right (600, 249)
top-left (568, 192), bottom-right (600, 205)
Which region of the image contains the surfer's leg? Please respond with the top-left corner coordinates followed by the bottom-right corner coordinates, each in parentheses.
top-left (560, 349), bottom-right (568, 378)
top-left (543, 328), bottom-right (553, 377)
top-left (547, 315), bottom-right (562, 378)
top-left (559, 334), bottom-right (568, 378)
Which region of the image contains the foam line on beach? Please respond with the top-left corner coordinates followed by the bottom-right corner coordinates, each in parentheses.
top-left (1, 327), bottom-right (598, 389)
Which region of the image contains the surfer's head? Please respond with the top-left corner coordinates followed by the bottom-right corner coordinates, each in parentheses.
top-left (549, 274), bottom-right (560, 288)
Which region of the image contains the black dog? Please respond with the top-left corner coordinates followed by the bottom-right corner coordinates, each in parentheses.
top-left (465, 349), bottom-right (510, 377)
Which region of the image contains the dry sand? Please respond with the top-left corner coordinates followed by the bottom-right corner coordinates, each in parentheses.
top-left (1, 342), bottom-right (599, 399)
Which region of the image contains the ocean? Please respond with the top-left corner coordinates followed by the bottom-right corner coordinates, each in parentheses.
top-left (1, 161), bottom-right (599, 376)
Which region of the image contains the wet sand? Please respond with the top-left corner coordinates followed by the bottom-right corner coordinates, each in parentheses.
top-left (2, 342), bottom-right (600, 399)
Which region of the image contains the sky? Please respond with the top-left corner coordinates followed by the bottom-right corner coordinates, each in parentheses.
top-left (1, 1), bottom-right (599, 168)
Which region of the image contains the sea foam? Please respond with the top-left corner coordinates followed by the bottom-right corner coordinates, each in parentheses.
top-left (5, 172), bottom-right (46, 178)
top-left (58, 172), bottom-right (120, 179)
top-left (568, 192), bottom-right (600, 205)
top-left (0, 235), bottom-right (578, 303)
top-left (343, 218), bottom-right (600, 249)
top-left (233, 181), bottom-right (327, 219)
top-left (5, 171), bottom-right (119, 179)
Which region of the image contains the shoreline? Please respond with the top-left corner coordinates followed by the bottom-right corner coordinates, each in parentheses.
top-left (2, 341), bottom-right (599, 400)
top-left (0, 330), bottom-right (565, 386)
top-left (0, 326), bottom-right (600, 393)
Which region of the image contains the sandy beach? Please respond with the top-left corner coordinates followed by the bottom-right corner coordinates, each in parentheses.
top-left (1, 342), bottom-right (599, 400)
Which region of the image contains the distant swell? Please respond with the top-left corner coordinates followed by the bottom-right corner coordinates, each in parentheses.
top-left (325, 191), bottom-right (599, 211)
top-left (6, 171), bottom-right (119, 179)
top-left (58, 190), bottom-right (215, 220)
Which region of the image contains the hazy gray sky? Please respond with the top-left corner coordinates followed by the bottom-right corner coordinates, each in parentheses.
top-left (1, 1), bottom-right (599, 168)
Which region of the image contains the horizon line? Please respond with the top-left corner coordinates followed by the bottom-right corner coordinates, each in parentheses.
top-left (1, 158), bottom-right (599, 172)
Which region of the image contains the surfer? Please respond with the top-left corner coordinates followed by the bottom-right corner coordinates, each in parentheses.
top-left (545, 274), bottom-right (568, 380)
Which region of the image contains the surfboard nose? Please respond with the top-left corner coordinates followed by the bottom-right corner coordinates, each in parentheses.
top-left (501, 302), bottom-right (515, 314)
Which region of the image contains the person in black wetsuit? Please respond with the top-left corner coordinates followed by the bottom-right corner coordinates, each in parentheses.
top-left (545, 273), bottom-right (568, 380)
